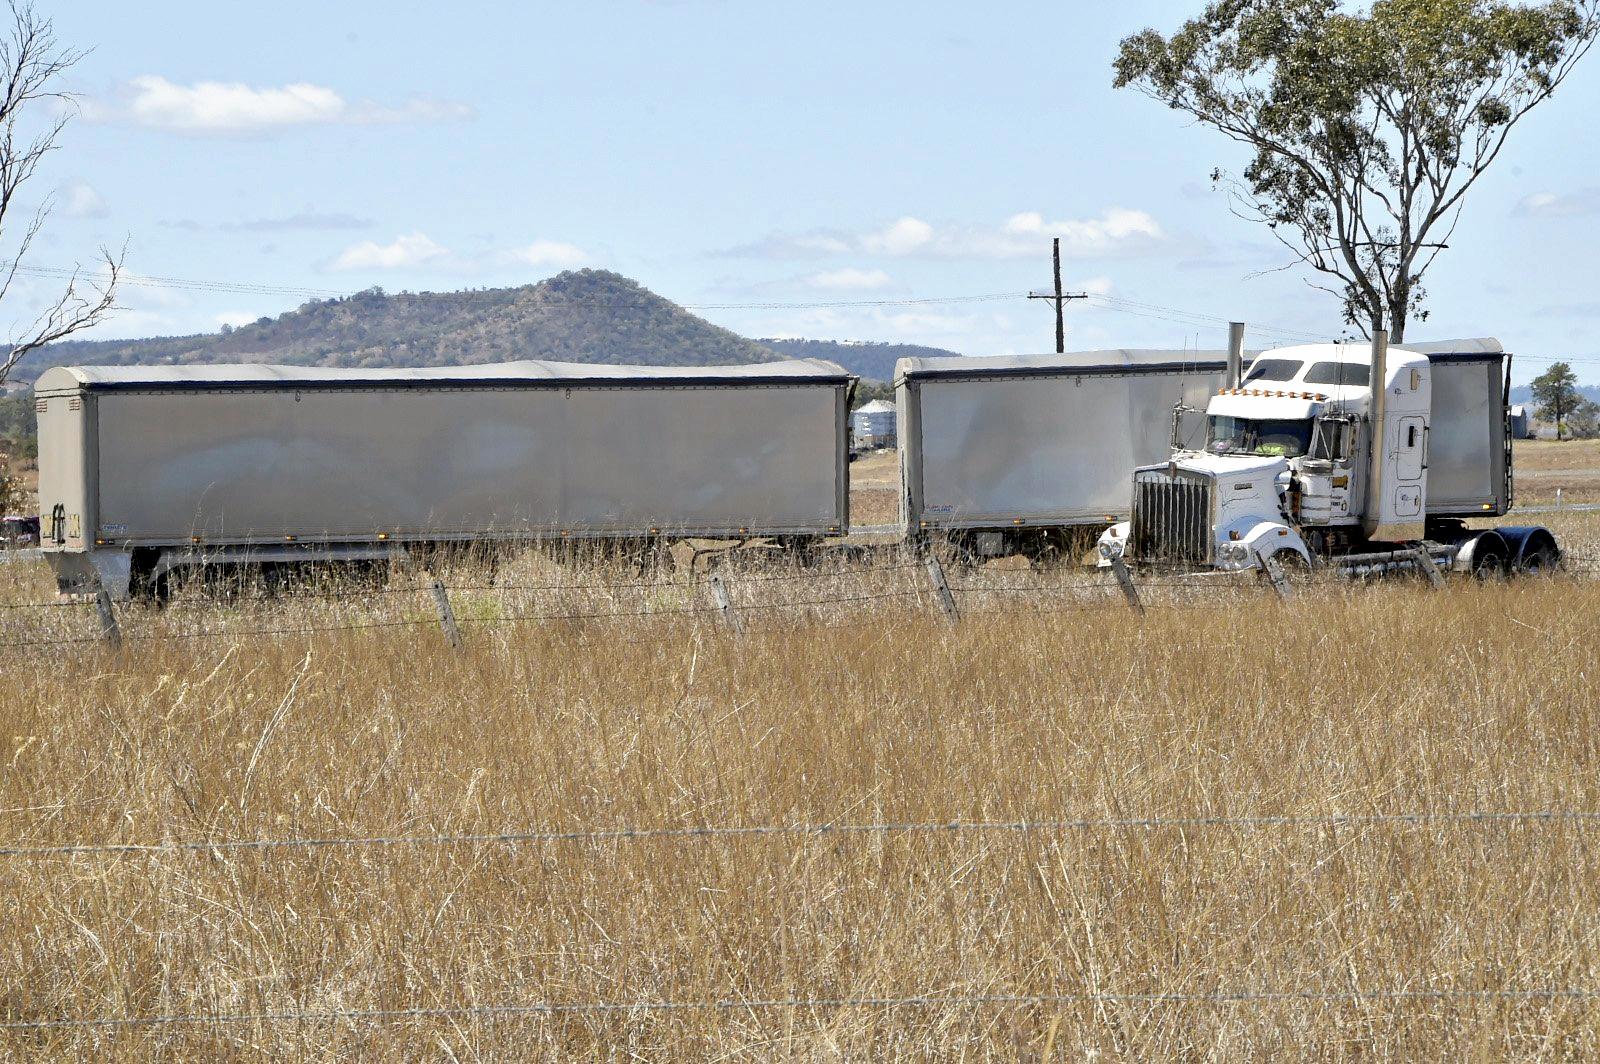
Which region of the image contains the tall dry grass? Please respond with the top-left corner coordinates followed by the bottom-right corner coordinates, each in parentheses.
top-left (2, 532), bottom-right (1600, 1059)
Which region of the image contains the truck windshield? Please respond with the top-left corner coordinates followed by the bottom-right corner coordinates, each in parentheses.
top-left (1207, 416), bottom-right (1313, 458)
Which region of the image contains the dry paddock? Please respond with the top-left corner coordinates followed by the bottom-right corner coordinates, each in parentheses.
top-left (2, 522), bottom-right (1600, 1060)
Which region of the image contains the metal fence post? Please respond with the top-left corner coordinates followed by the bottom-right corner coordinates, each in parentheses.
top-left (1259, 553), bottom-right (1292, 601)
top-left (1411, 547), bottom-right (1446, 590)
top-left (709, 572), bottom-right (744, 633)
top-left (1109, 556), bottom-right (1144, 616)
top-left (94, 588), bottom-right (121, 650)
top-left (923, 553), bottom-right (960, 624)
top-left (428, 578), bottom-right (463, 649)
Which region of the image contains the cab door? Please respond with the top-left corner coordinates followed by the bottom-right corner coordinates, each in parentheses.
top-left (1397, 415), bottom-right (1425, 481)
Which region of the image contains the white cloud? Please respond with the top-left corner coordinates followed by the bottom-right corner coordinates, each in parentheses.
top-left (860, 217), bottom-right (934, 255)
top-left (62, 180), bottom-right (108, 219)
top-left (329, 232), bottom-right (449, 271)
top-left (999, 208), bottom-right (1164, 257)
top-left (1514, 189), bottom-right (1600, 217)
top-left (215, 311), bottom-right (258, 329)
top-left (505, 240), bottom-right (588, 268)
top-left (1079, 276), bottom-right (1114, 297)
top-left (806, 268), bottom-right (891, 290)
top-left (726, 208), bottom-right (1167, 261)
top-left (91, 75), bottom-right (473, 134)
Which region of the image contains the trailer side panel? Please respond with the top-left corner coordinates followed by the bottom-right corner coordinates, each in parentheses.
top-left (898, 354), bottom-right (1224, 530)
top-left (88, 383), bottom-right (845, 543)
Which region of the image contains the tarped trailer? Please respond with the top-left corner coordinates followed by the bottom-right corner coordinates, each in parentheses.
top-left (35, 358), bottom-right (852, 596)
top-left (895, 349), bottom-right (1228, 554)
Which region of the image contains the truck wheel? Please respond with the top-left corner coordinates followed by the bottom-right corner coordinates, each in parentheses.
top-left (1516, 541), bottom-right (1559, 575)
top-left (1471, 541), bottom-right (1507, 579)
top-left (1258, 549), bottom-right (1310, 583)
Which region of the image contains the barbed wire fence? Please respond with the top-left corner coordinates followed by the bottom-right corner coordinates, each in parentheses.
top-left (2, 543), bottom-right (1600, 651)
top-left (5, 546), bottom-right (1600, 1035)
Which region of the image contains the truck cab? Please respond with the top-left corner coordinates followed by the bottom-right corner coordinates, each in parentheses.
top-left (1096, 335), bottom-right (1540, 574)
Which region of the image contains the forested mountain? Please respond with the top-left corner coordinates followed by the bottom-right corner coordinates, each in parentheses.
top-left (16, 270), bottom-right (781, 381)
top-left (758, 339), bottom-right (962, 382)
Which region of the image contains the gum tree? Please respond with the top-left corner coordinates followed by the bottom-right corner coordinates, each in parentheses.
top-left (1114, 0), bottom-right (1599, 341)
top-left (0, 1), bottom-right (119, 387)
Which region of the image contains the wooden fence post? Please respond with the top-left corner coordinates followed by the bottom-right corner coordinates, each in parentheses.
top-left (923, 553), bottom-right (960, 624)
top-left (94, 588), bottom-right (121, 650)
top-left (1411, 547), bottom-right (1446, 590)
top-left (1109, 556), bottom-right (1144, 616)
top-left (709, 572), bottom-right (744, 633)
top-left (1259, 553), bottom-right (1292, 601)
top-left (428, 578), bottom-right (463, 649)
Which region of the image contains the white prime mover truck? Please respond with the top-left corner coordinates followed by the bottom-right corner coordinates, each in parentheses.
top-left (1097, 330), bottom-right (1560, 577)
top-left (34, 358), bottom-right (853, 598)
top-left (896, 349), bottom-right (1227, 561)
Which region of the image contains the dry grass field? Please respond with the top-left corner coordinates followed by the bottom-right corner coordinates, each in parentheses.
top-left (2, 517), bottom-right (1600, 1059)
top-left (1513, 438), bottom-right (1600, 506)
top-left (848, 449), bottom-right (900, 528)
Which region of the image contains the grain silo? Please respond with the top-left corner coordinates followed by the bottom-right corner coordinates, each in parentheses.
top-left (850, 399), bottom-right (897, 451)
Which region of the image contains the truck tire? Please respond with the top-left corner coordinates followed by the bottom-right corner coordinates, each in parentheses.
top-left (1470, 539), bottom-right (1507, 579)
top-left (1516, 540), bottom-right (1559, 575)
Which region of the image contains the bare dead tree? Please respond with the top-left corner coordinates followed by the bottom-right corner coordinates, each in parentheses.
top-left (0, 1), bottom-right (119, 388)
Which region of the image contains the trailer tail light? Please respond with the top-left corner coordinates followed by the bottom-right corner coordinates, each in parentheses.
top-left (377, 532), bottom-right (390, 540)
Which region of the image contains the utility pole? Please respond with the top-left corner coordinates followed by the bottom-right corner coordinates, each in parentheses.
top-left (1028, 238), bottom-right (1087, 353)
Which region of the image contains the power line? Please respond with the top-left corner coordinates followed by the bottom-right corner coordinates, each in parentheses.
top-left (15, 264), bottom-right (1025, 312)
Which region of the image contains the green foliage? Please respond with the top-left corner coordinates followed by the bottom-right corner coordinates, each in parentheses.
top-left (1114, 0), bottom-right (1599, 341)
top-left (19, 271), bottom-right (782, 381)
top-left (852, 380), bottom-right (895, 407)
top-left (1531, 360), bottom-right (1599, 438)
top-left (0, 389), bottom-right (35, 460)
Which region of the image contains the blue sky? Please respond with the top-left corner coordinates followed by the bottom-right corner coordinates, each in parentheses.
top-left (22, 0), bottom-right (1600, 382)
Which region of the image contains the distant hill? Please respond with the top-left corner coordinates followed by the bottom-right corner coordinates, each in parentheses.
top-left (16, 270), bottom-right (780, 382)
top-left (1509, 383), bottom-right (1600, 406)
top-left (759, 339), bottom-right (963, 382)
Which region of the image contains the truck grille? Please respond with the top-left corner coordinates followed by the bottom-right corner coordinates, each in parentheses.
top-left (1132, 468), bottom-right (1213, 566)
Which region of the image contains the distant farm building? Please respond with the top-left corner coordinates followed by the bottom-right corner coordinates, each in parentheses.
top-left (851, 399), bottom-right (896, 450)
top-left (1509, 404), bottom-right (1531, 439)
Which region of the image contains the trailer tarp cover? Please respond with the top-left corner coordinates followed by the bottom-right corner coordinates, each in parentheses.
top-left (896, 348), bottom-right (1229, 382)
top-left (35, 357), bottom-right (851, 393)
